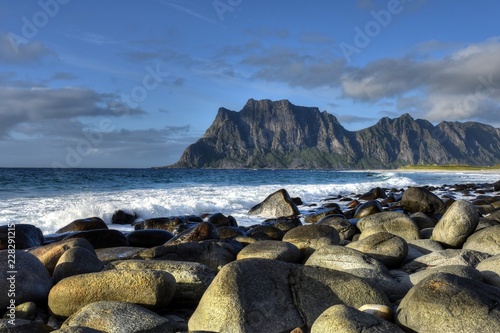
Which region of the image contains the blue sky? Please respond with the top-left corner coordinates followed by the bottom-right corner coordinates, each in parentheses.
top-left (1, 0), bottom-right (500, 168)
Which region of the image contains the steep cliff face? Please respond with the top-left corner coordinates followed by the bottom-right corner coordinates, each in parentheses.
top-left (170, 99), bottom-right (500, 169)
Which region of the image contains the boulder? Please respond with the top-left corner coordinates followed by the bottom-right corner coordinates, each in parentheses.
top-left (401, 249), bottom-right (490, 274)
top-left (188, 259), bottom-right (389, 332)
top-left (401, 186), bottom-right (445, 214)
top-left (408, 264), bottom-right (483, 286)
top-left (137, 240), bottom-right (240, 271)
top-left (247, 225), bottom-right (285, 240)
top-left (262, 217), bottom-right (302, 232)
top-left (248, 189), bottom-right (300, 218)
top-left (0, 224), bottom-right (43, 250)
top-left (48, 269), bottom-right (176, 317)
top-left (63, 229), bottom-right (128, 249)
top-left (0, 319), bottom-right (52, 333)
top-left (142, 217), bottom-right (186, 233)
top-left (317, 215), bottom-right (358, 241)
top-left (207, 212), bottom-right (238, 227)
top-left (311, 304), bottom-right (404, 333)
top-left (410, 212), bottom-right (436, 230)
top-left (53, 246), bottom-right (104, 283)
top-left (111, 210), bottom-right (136, 225)
top-left (106, 259), bottom-right (216, 304)
top-left (463, 225), bottom-right (500, 255)
top-left (95, 246), bottom-right (145, 264)
top-left (126, 229), bottom-right (174, 247)
top-left (304, 207), bottom-right (342, 223)
top-left (305, 245), bottom-right (388, 274)
top-left (283, 225), bottom-right (340, 259)
top-left (166, 222), bottom-right (220, 245)
top-left (357, 212), bottom-right (420, 241)
top-left (0, 250), bottom-right (52, 310)
top-left (28, 238), bottom-right (95, 275)
top-left (345, 267), bottom-right (410, 302)
top-left (358, 187), bottom-right (387, 201)
top-left (477, 254), bottom-right (500, 287)
top-left (56, 217), bottom-right (108, 233)
top-left (396, 272), bottom-right (500, 332)
top-left (217, 226), bottom-right (247, 239)
top-left (346, 232), bottom-right (408, 268)
top-left (236, 240), bottom-right (301, 263)
top-left (431, 200), bottom-right (479, 248)
top-left (354, 200), bottom-right (383, 218)
top-left (61, 301), bottom-right (176, 333)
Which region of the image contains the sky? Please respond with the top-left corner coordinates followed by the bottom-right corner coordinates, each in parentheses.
top-left (1, 0), bottom-right (500, 168)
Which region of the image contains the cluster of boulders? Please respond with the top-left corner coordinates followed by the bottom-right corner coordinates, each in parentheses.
top-left (1, 180), bottom-right (500, 332)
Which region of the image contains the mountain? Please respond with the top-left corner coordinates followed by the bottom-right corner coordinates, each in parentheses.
top-left (170, 99), bottom-right (500, 169)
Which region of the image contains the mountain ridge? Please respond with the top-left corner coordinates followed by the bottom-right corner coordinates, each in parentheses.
top-left (169, 99), bottom-right (500, 169)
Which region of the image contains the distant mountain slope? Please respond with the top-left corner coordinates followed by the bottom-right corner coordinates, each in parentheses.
top-left (169, 99), bottom-right (500, 169)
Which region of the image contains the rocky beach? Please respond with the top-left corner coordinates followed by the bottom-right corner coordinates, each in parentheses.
top-left (2, 177), bottom-right (500, 332)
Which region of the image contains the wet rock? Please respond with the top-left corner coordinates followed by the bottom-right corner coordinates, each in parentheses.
top-left (126, 229), bottom-right (174, 247)
top-left (248, 189), bottom-right (300, 218)
top-left (0, 250), bottom-right (52, 310)
top-left (305, 207), bottom-right (342, 223)
top-left (359, 187), bottom-right (387, 201)
top-left (401, 186), bottom-right (445, 214)
top-left (463, 225), bottom-right (500, 255)
top-left (48, 269), bottom-right (176, 318)
top-left (63, 229), bottom-right (128, 249)
top-left (188, 259), bottom-right (389, 332)
top-left (28, 238), bottom-right (95, 275)
top-left (396, 272), bottom-right (500, 332)
top-left (346, 232), bottom-right (408, 268)
top-left (61, 301), bottom-right (177, 333)
top-left (0, 224), bottom-right (44, 250)
top-left (166, 222), bottom-right (220, 245)
top-left (53, 246), bottom-right (104, 283)
top-left (262, 217), bottom-right (302, 232)
top-left (111, 210), bottom-right (136, 225)
top-left (410, 212), bottom-right (436, 230)
top-left (106, 259), bottom-right (216, 305)
top-left (142, 217), bottom-right (186, 232)
top-left (283, 225), bottom-right (340, 259)
top-left (354, 200), bottom-right (383, 218)
top-left (431, 200), bottom-right (479, 248)
top-left (207, 212), bottom-right (238, 227)
top-left (217, 226), bottom-right (247, 239)
top-left (311, 304), bottom-right (403, 333)
top-left (237, 240), bottom-right (301, 263)
top-left (56, 217), bottom-right (108, 233)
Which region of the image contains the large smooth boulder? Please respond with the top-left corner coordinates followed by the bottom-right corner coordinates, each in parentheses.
top-left (401, 187), bottom-right (445, 214)
top-left (357, 212), bottom-right (420, 241)
top-left (166, 222), bottom-right (220, 245)
top-left (431, 200), bottom-right (479, 248)
top-left (396, 272), bottom-right (500, 332)
top-left (126, 229), bottom-right (174, 247)
top-left (0, 250), bottom-right (52, 310)
top-left (236, 240), bottom-right (301, 263)
top-left (347, 232), bottom-right (408, 268)
top-left (311, 304), bottom-right (404, 333)
top-left (248, 189), bottom-right (300, 218)
top-left (48, 269), bottom-right (176, 317)
top-left (28, 238), bottom-right (95, 275)
top-left (56, 217), bottom-right (108, 233)
top-left (106, 259), bottom-right (216, 304)
top-left (188, 259), bottom-right (389, 332)
top-left (52, 246), bottom-right (104, 283)
top-left (0, 224), bottom-right (44, 250)
top-left (354, 200), bottom-right (383, 218)
top-left (408, 264), bottom-right (483, 286)
top-left (477, 254), bottom-right (500, 287)
top-left (464, 225), bottom-right (500, 255)
top-left (283, 225), bottom-right (340, 259)
top-left (61, 301), bottom-right (176, 333)
top-left (317, 215), bottom-right (358, 241)
top-left (401, 249), bottom-right (490, 274)
top-left (63, 229), bottom-right (128, 249)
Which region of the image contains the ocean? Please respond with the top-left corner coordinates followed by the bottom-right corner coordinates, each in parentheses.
top-left (0, 168), bottom-right (498, 234)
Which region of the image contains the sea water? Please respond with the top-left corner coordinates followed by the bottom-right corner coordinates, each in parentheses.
top-left (0, 168), bottom-right (498, 234)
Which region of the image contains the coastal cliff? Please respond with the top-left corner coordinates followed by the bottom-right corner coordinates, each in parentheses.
top-left (170, 99), bottom-right (500, 169)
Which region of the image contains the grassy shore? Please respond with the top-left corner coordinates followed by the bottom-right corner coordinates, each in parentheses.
top-left (398, 164), bottom-right (500, 172)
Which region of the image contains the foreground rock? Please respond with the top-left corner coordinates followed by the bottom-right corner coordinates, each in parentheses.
top-left (0, 224), bottom-right (44, 250)
top-left (248, 189), bottom-right (300, 218)
top-left (431, 200), bottom-right (479, 248)
top-left (188, 258), bottom-right (389, 332)
top-left (311, 304), bottom-right (404, 333)
top-left (396, 272), bottom-right (500, 332)
top-left (61, 301), bottom-right (177, 333)
top-left (0, 250), bottom-right (52, 310)
top-left (48, 269), bottom-right (176, 317)
top-left (236, 240), bottom-right (301, 263)
top-left (463, 225), bottom-right (500, 255)
top-left (106, 259), bottom-right (216, 304)
top-left (357, 212), bottom-right (420, 241)
top-left (346, 232), bottom-right (408, 268)
top-left (52, 246), bottom-right (104, 283)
